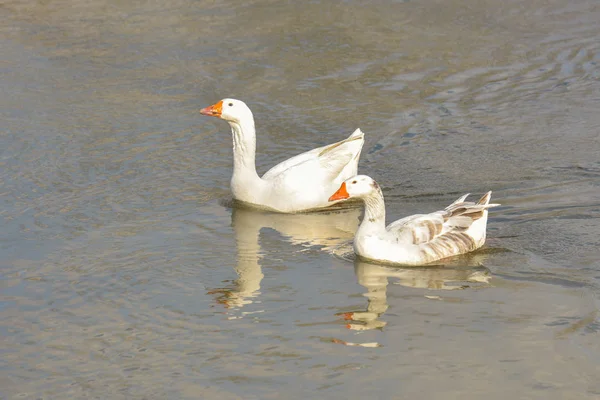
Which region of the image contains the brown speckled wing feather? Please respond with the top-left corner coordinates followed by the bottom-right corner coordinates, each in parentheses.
top-left (387, 193), bottom-right (500, 260)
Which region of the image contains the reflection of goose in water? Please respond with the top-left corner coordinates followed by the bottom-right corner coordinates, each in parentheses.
top-left (341, 255), bottom-right (492, 331)
top-left (209, 203), bottom-right (361, 310)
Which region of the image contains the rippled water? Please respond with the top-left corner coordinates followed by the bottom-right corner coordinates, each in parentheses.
top-left (2, 0), bottom-right (600, 398)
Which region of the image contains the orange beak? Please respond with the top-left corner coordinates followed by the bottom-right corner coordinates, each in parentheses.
top-left (329, 182), bottom-right (350, 202)
top-left (199, 100), bottom-right (223, 118)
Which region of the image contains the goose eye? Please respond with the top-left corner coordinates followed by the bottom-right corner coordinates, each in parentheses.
top-left (228, 102), bottom-right (233, 107)
top-left (352, 180), bottom-right (357, 184)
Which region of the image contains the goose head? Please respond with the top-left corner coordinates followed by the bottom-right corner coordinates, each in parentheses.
top-left (329, 175), bottom-right (380, 202)
top-left (200, 98), bottom-right (253, 124)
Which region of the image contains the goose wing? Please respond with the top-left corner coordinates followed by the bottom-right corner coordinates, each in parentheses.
top-left (388, 192), bottom-right (500, 257)
top-left (262, 128), bottom-right (364, 182)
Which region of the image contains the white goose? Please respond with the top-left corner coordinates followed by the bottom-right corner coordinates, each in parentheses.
top-left (200, 99), bottom-right (364, 213)
top-left (329, 175), bottom-right (499, 266)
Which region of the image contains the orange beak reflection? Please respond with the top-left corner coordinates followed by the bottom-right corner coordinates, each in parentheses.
top-left (329, 182), bottom-right (350, 202)
top-left (199, 100), bottom-right (223, 118)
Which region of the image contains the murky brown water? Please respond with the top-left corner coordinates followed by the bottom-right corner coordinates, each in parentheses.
top-left (2, 0), bottom-right (600, 398)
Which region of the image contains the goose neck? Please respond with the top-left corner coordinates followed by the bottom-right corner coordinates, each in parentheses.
top-left (358, 190), bottom-right (387, 234)
top-left (229, 118), bottom-right (259, 181)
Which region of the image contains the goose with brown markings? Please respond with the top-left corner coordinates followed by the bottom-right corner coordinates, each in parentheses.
top-left (329, 175), bottom-right (499, 266)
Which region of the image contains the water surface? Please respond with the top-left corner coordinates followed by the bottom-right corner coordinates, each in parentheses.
top-left (2, 0), bottom-right (600, 398)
